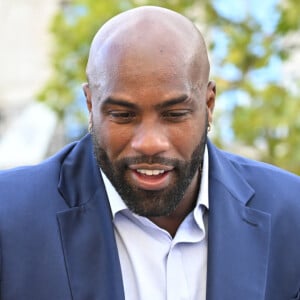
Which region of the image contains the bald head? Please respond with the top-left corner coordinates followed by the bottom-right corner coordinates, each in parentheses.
top-left (86, 6), bottom-right (210, 90)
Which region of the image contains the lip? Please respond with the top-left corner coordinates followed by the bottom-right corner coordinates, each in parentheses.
top-left (129, 164), bottom-right (174, 171)
top-left (128, 164), bottom-right (174, 190)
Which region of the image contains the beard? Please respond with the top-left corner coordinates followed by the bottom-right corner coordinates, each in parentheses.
top-left (91, 121), bottom-right (208, 217)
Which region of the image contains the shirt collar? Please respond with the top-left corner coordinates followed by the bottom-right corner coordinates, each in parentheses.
top-left (197, 145), bottom-right (209, 210)
top-left (101, 145), bottom-right (209, 219)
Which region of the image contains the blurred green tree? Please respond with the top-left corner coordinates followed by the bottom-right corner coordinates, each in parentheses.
top-left (38, 0), bottom-right (300, 174)
top-left (204, 0), bottom-right (300, 174)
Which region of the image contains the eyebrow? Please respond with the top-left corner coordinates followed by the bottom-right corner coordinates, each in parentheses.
top-left (155, 94), bottom-right (189, 110)
top-left (101, 97), bottom-right (138, 109)
top-left (101, 94), bottom-right (189, 110)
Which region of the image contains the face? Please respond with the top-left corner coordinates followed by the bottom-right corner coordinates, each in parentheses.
top-left (85, 43), bottom-right (215, 217)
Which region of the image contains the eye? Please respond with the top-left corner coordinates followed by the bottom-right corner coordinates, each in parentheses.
top-left (108, 111), bottom-right (136, 123)
top-left (162, 110), bottom-right (191, 122)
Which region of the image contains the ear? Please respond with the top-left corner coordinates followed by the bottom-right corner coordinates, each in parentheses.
top-left (82, 82), bottom-right (92, 112)
top-left (206, 80), bottom-right (216, 123)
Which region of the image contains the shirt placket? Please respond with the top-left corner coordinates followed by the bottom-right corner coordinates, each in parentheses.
top-left (166, 243), bottom-right (189, 300)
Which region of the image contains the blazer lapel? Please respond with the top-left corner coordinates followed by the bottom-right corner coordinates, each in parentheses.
top-left (56, 135), bottom-right (125, 300)
top-left (206, 142), bottom-right (271, 300)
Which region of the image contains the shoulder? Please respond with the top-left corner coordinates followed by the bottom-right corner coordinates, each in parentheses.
top-left (0, 141), bottom-right (79, 210)
top-left (0, 141), bottom-right (76, 185)
top-left (208, 140), bottom-right (299, 185)
top-left (208, 141), bottom-right (300, 210)
top-left (223, 149), bottom-right (300, 189)
top-left (216, 147), bottom-right (300, 219)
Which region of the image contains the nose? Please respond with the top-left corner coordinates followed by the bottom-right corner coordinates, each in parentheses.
top-left (131, 122), bottom-right (170, 156)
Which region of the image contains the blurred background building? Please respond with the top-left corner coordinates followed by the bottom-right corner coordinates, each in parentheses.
top-left (0, 0), bottom-right (60, 168)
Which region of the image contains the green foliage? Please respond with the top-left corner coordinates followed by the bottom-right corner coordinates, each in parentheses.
top-left (202, 0), bottom-right (300, 174)
top-left (232, 86), bottom-right (300, 172)
top-left (38, 0), bottom-right (300, 174)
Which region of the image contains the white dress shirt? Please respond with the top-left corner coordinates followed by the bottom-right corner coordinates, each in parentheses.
top-left (101, 147), bottom-right (209, 300)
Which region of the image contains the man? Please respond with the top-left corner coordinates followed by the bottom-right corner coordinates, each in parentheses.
top-left (0, 6), bottom-right (300, 300)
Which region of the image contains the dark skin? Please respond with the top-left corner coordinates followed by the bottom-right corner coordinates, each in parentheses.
top-left (83, 6), bottom-right (216, 236)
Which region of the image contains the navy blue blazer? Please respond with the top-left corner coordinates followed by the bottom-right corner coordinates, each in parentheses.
top-left (0, 134), bottom-right (300, 300)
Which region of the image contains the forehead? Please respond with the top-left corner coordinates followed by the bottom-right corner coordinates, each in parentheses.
top-left (93, 41), bottom-right (197, 102)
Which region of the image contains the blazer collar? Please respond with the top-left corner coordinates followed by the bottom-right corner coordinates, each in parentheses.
top-left (57, 134), bottom-right (125, 300)
top-left (58, 134), bottom-right (101, 208)
top-left (207, 140), bottom-right (255, 206)
top-left (206, 140), bottom-right (271, 300)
